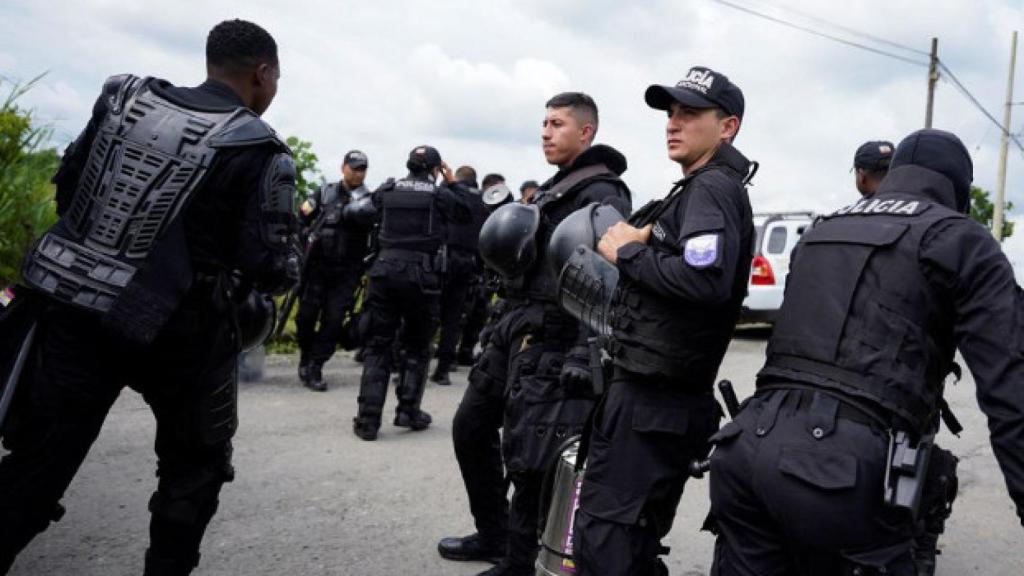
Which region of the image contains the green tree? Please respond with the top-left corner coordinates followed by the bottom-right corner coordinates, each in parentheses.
top-left (285, 135), bottom-right (324, 206)
top-left (969, 185), bottom-right (1015, 241)
top-left (0, 76), bottom-right (60, 286)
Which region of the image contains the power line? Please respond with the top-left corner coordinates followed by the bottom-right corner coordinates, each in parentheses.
top-left (763, 1), bottom-right (930, 57)
top-left (937, 60), bottom-right (1024, 154)
top-left (711, 0), bottom-right (930, 67)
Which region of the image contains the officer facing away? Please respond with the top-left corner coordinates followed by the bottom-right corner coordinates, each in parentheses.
top-left (708, 129), bottom-right (1024, 575)
top-left (0, 19), bottom-right (297, 575)
top-left (854, 140), bottom-right (894, 197)
top-left (353, 146), bottom-right (472, 441)
top-left (295, 150), bottom-right (372, 391)
top-left (569, 66), bottom-right (755, 575)
top-left (852, 138), bottom-right (960, 576)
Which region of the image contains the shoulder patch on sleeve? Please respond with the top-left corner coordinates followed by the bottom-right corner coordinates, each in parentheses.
top-left (300, 199), bottom-right (316, 216)
top-left (684, 233), bottom-right (720, 268)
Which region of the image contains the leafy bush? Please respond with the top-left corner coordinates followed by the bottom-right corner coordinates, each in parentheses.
top-left (0, 76), bottom-right (60, 286)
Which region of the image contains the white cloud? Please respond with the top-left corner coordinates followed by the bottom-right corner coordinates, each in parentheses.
top-left (0, 0), bottom-right (1019, 229)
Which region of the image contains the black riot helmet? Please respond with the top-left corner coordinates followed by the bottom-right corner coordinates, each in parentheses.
top-left (547, 202), bottom-right (625, 279)
top-left (237, 290), bottom-right (276, 351)
top-left (479, 202), bottom-right (540, 278)
top-left (890, 129), bottom-right (973, 213)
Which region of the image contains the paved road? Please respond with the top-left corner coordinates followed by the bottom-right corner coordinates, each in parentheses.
top-left (6, 329), bottom-right (1023, 575)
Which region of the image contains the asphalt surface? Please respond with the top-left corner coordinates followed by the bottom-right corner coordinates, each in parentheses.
top-left (5, 329), bottom-right (1023, 575)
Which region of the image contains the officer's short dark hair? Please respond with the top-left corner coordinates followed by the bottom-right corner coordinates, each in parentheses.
top-left (546, 92), bottom-right (599, 136)
top-left (456, 165), bottom-right (477, 183)
top-left (206, 19), bottom-right (278, 72)
top-left (481, 173), bottom-right (505, 189)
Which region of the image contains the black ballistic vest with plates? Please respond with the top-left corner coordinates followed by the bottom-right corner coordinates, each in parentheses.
top-left (377, 178), bottom-right (444, 253)
top-left (22, 75), bottom-right (283, 339)
top-left (759, 195), bottom-right (965, 434)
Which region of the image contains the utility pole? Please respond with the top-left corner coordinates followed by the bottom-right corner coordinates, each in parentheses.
top-left (993, 30), bottom-right (1018, 242)
top-left (925, 37), bottom-right (939, 128)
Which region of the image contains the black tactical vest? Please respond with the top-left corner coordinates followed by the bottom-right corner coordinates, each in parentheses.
top-left (377, 177), bottom-right (444, 253)
top-left (315, 183), bottom-right (368, 263)
top-left (22, 75), bottom-right (284, 340)
top-left (514, 164), bottom-right (626, 302)
top-left (759, 193), bottom-right (966, 433)
top-left (608, 160), bottom-right (753, 386)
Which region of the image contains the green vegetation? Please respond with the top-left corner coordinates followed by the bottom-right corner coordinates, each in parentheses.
top-left (0, 76), bottom-right (60, 286)
top-left (969, 185), bottom-right (1015, 241)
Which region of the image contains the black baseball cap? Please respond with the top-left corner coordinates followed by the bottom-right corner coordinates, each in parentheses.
top-left (407, 145), bottom-right (442, 171)
top-left (853, 141), bottom-right (893, 172)
top-left (344, 149), bottom-right (368, 169)
top-left (520, 180), bottom-right (538, 192)
top-left (645, 66), bottom-right (744, 119)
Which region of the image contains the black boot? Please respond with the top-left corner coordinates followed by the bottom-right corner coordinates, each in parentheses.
top-left (298, 356), bottom-right (310, 384)
top-left (395, 356), bottom-right (431, 430)
top-left (438, 532), bottom-right (504, 563)
top-left (353, 416), bottom-right (380, 441)
top-left (143, 549), bottom-right (199, 576)
top-left (304, 363), bottom-right (327, 392)
top-left (430, 364), bottom-right (452, 386)
top-left (394, 409), bottom-right (432, 430)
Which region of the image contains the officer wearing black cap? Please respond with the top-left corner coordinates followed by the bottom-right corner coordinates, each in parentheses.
top-left (295, 150), bottom-right (372, 391)
top-left (564, 66), bottom-right (754, 575)
top-left (353, 145), bottom-right (472, 440)
top-left (708, 129), bottom-right (1024, 574)
top-left (854, 140), bottom-right (895, 197)
top-left (431, 165), bottom-right (490, 386)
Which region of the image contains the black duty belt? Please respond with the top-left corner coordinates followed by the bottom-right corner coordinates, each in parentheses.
top-left (757, 383), bottom-right (893, 431)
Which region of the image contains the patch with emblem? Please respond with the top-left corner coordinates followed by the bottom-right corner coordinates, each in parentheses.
top-left (300, 199), bottom-right (316, 216)
top-left (684, 233), bottom-right (719, 267)
top-left (0, 286), bottom-right (14, 308)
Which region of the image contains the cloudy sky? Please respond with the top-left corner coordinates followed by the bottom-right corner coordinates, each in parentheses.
top-left (2, 0), bottom-right (1022, 263)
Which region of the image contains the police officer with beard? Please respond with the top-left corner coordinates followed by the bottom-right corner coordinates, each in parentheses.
top-left (566, 67), bottom-right (754, 575)
top-left (708, 129), bottom-right (1024, 574)
top-left (441, 92), bottom-right (631, 576)
top-left (0, 20), bottom-right (297, 575)
top-left (353, 146), bottom-right (472, 441)
top-left (431, 165), bottom-right (489, 386)
top-left (295, 150), bottom-right (372, 391)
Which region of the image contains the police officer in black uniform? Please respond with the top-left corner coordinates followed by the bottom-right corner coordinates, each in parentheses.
top-left (849, 138), bottom-right (958, 576)
top-left (0, 20), bottom-right (297, 575)
top-left (565, 67), bottom-right (754, 575)
top-left (854, 140), bottom-right (894, 197)
top-left (708, 129), bottom-right (1024, 575)
top-left (431, 165), bottom-right (489, 386)
top-left (441, 92), bottom-right (632, 576)
top-left (353, 146), bottom-right (472, 441)
top-left (295, 150), bottom-right (372, 391)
